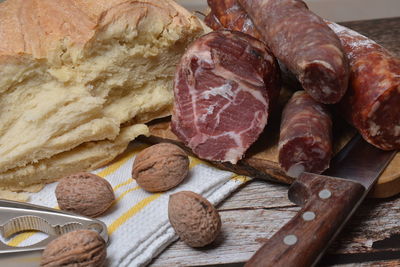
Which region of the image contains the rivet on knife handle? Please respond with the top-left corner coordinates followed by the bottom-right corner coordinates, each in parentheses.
top-left (245, 173), bottom-right (365, 267)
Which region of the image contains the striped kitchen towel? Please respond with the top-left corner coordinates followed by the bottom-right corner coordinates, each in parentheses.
top-left (3, 142), bottom-right (250, 266)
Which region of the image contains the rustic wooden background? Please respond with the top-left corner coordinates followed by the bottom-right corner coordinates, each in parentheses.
top-left (150, 17), bottom-right (400, 267)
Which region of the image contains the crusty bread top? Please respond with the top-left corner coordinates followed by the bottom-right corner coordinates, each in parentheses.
top-left (0, 0), bottom-right (206, 176)
top-left (0, 0), bottom-right (199, 60)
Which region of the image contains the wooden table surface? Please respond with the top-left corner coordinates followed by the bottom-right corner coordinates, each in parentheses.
top-left (150, 17), bottom-right (400, 267)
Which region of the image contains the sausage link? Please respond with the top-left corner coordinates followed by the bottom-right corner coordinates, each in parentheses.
top-left (327, 22), bottom-right (400, 150)
top-left (279, 91), bottom-right (332, 177)
top-left (205, 0), bottom-right (262, 39)
top-left (204, 11), bottom-right (222, 31)
top-left (238, 0), bottom-right (349, 104)
top-left (206, 0), bottom-right (301, 90)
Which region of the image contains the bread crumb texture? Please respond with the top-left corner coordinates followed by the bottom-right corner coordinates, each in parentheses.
top-left (0, 0), bottom-right (207, 193)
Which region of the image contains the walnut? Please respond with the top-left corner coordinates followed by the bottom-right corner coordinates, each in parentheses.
top-left (168, 191), bottom-right (221, 247)
top-left (132, 143), bottom-right (190, 192)
top-left (55, 172), bottom-right (115, 217)
top-left (40, 230), bottom-right (106, 267)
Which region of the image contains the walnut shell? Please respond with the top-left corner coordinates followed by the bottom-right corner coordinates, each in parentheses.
top-left (132, 143), bottom-right (189, 192)
top-left (168, 191), bottom-right (221, 247)
top-left (55, 172), bottom-right (115, 217)
top-left (40, 230), bottom-right (106, 267)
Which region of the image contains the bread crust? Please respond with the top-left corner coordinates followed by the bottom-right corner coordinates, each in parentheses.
top-left (0, 0), bottom-right (201, 58)
top-left (0, 0), bottom-right (207, 194)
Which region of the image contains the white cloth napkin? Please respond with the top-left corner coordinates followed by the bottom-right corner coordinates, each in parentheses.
top-left (4, 142), bottom-right (249, 266)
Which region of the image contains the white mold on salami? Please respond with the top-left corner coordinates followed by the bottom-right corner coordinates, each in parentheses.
top-left (326, 22), bottom-right (376, 52)
top-left (368, 121), bottom-right (381, 137)
top-left (328, 21), bottom-right (400, 150)
top-left (394, 126), bottom-right (400, 137)
top-left (243, 19), bottom-right (253, 32)
top-left (226, 4), bottom-right (240, 13)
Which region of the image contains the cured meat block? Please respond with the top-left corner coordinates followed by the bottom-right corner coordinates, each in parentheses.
top-left (279, 91), bottom-right (332, 177)
top-left (172, 30), bottom-right (280, 164)
top-left (238, 0), bottom-right (349, 104)
top-left (327, 22), bottom-right (400, 150)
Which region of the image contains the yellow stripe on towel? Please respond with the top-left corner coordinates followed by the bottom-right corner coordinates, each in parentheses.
top-left (6, 231), bottom-right (37, 247)
top-left (189, 156), bottom-right (213, 168)
top-left (6, 147), bottom-right (140, 247)
top-left (113, 179), bottom-right (135, 191)
top-left (115, 186), bottom-right (140, 202)
top-left (97, 144), bottom-right (148, 178)
top-left (7, 146), bottom-right (219, 247)
top-left (105, 156), bottom-right (211, 234)
top-left (231, 175), bottom-right (251, 183)
top-left (108, 193), bottom-right (162, 235)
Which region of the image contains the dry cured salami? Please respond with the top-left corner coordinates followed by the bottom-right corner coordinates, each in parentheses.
top-left (327, 22), bottom-right (400, 150)
top-left (238, 0), bottom-right (349, 104)
top-left (205, 0), bottom-right (301, 90)
top-left (205, 0), bottom-right (262, 40)
top-left (278, 91), bottom-right (332, 177)
top-left (172, 30), bottom-right (280, 164)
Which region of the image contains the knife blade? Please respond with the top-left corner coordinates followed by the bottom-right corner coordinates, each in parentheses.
top-left (246, 134), bottom-right (396, 267)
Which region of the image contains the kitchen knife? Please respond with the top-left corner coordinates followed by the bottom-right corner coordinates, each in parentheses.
top-left (246, 134), bottom-right (396, 267)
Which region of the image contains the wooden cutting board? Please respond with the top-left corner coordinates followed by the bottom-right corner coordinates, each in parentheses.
top-left (141, 116), bottom-right (400, 199)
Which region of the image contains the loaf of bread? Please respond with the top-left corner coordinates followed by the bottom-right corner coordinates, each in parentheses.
top-left (0, 0), bottom-right (207, 193)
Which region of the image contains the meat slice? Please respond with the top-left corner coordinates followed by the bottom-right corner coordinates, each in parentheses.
top-left (278, 91), bottom-right (332, 178)
top-left (171, 30), bottom-right (280, 164)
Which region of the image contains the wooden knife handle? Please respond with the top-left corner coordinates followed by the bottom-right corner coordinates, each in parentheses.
top-left (246, 173), bottom-right (365, 267)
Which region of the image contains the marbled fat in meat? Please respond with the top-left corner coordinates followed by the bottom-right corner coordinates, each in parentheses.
top-left (172, 30), bottom-right (280, 164)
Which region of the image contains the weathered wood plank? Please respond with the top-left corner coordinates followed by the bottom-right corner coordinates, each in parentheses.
top-left (151, 205), bottom-right (296, 266)
top-left (151, 180), bottom-right (400, 266)
top-left (216, 180), bottom-right (293, 210)
top-left (340, 18), bottom-right (400, 57)
top-left (339, 260), bottom-right (400, 267)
